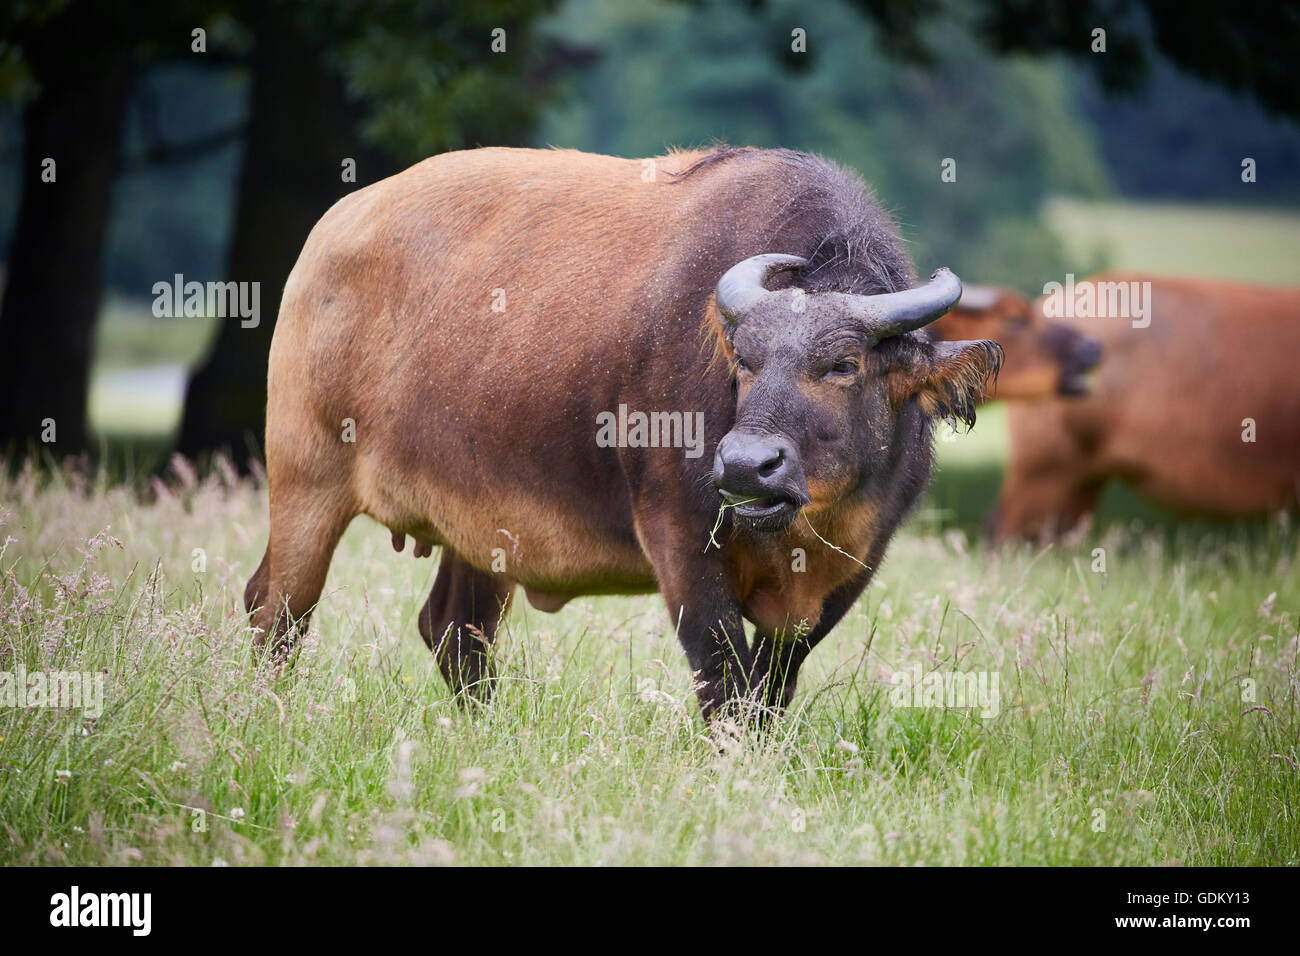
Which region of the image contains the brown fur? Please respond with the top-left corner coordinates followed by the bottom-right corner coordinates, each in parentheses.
top-left (992, 274), bottom-right (1300, 539)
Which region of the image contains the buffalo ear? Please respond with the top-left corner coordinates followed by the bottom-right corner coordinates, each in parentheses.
top-left (890, 339), bottom-right (1003, 429)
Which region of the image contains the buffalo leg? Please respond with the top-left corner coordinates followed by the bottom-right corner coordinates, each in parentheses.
top-left (418, 549), bottom-right (515, 702)
top-left (995, 403), bottom-right (1102, 542)
top-left (749, 636), bottom-right (810, 716)
top-left (654, 557), bottom-right (755, 722)
top-left (749, 570), bottom-right (869, 721)
top-left (246, 489), bottom-right (354, 661)
top-left (244, 549), bottom-right (270, 615)
top-left (991, 472), bottom-right (1101, 542)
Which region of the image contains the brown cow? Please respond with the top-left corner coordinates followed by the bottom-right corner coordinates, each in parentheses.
top-left (244, 145), bottom-right (1001, 721)
top-left (991, 273), bottom-right (1300, 540)
top-left (928, 285), bottom-right (1101, 400)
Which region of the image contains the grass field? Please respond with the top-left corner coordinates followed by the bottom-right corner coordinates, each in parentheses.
top-left (2, 461), bottom-right (1296, 865)
top-left (1045, 198), bottom-right (1300, 284)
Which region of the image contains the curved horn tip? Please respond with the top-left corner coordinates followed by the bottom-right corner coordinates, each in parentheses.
top-left (926, 267), bottom-right (964, 307)
top-left (846, 265), bottom-right (965, 338)
top-left (930, 267), bottom-right (962, 291)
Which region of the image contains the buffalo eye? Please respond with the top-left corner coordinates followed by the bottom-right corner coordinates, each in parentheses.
top-left (823, 358), bottom-right (859, 379)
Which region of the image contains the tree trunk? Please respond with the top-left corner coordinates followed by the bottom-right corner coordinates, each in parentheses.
top-left (0, 15), bottom-right (131, 459)
top-left (176, 5), bottom-right (388, 464)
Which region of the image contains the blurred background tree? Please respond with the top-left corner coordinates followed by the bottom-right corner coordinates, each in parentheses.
top-left (174, 0), bottom-right (570, 458)
top-left (0, 0), bottom-right (1297, 467)
top-left (0, 1), bottom-right (194, 456)
top-left (0, 0), bottom-right (569, 462)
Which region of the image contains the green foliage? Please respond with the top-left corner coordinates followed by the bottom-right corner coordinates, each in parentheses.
top-left (5, 0), bottom-right (1297, 299)
top-left (1073, 57), bottom-right (1300, 203)
top-left (974, 0), bottom-right (1300, 122)
top-left (310, 0), bottom-right (567, 161)
top-left (1, 0), bottom-right (570, 292)
top-left (537, 0), bottom-right (1112, 286)
top-left (952, 214), bottom-right (1108, 298)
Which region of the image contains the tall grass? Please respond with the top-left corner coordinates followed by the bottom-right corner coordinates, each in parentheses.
top-left (1, 460), bottom-right (1295, 865)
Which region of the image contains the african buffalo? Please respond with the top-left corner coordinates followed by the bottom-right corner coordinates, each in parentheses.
top-left (245, 145), bottom-right (1001, 721)
top-left (991, 273), bottom-right (1300, 540)
top-left (930, 285), bottom-right (1101, 400)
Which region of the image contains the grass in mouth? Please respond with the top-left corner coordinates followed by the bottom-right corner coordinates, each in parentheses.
top-left (705, 497), bottom-right (759, 552)
top-left (706, 497), bottom-right (872, 575)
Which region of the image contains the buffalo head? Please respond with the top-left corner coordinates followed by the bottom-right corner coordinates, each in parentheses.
top-left (711, 253), bottom-right (1003, 531)
top-left (937, 285), bottom-right (1101, 399)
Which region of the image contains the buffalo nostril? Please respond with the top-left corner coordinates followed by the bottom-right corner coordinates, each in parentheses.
top-left (757, 448), bottom-right (785, 478)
